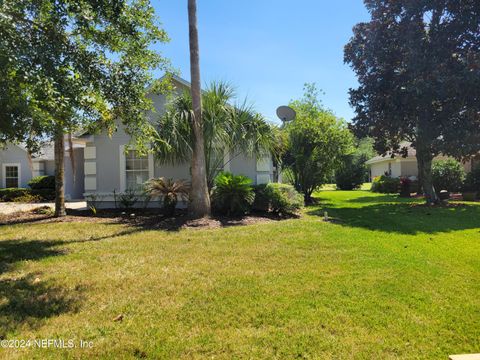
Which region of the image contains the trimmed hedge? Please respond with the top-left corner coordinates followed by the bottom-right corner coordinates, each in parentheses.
top-left (253, 183), bottom-right (303, 215)
top-left (0, 188), bottom-right (31, 201)
top-left (31, 188), bottom-right (55, 201)
top-left (0, 187), bottom-right (54, 202)
top-left (28, 175), bottom-right (55, 190)
top-left (371, 175), bottom-right (400, 193)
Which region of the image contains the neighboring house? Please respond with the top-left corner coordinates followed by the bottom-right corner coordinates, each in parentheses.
top-left (366, 143), bottom-right (476, 179)
top-left (81, 76), bottom-right (275, 208)
top-left (0, 141), bottom-right (85, 200)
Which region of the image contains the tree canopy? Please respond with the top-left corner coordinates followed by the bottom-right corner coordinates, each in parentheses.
top-left (1, 0), bottom-right (171, 144)
top-left (0, 0), bottom-right (170, 214)
top-left (283, 84), bottom-right (354, 203)
top-left (345, 0), bottom-right (480, 202)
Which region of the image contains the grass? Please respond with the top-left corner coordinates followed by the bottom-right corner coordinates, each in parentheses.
top-left (0, 190), bottom-right (479, 359)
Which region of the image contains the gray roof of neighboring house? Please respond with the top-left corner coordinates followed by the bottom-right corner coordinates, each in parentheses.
top-left (16, 138), bottom-right (84, 162)
top-left (366, 142), bottom-right (416, 165)
top-left (16, 142), bottom-right (55, 161)
top-left (32, 143), bottom-right (55, 160)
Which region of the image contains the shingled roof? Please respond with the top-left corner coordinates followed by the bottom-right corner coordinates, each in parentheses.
top-left (366, 143), bottom-right (416, 165)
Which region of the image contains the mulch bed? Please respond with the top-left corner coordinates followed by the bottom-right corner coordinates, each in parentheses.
top-left (0, 206), bottom-right (296, 230)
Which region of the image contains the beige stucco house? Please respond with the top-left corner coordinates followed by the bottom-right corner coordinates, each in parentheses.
top-left (366, 144), bottom-right (476, 180)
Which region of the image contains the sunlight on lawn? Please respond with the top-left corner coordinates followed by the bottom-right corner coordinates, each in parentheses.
top-left (0, 191), bottom-right (479, 359)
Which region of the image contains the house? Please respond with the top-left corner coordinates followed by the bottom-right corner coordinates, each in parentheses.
top-left (81, 76), bottom-right (275, 208)
top-left (366, 143), bottom-right (476, 179)
top-left (1, 76), bottom-right (274, 208)
top-left (0, 140), bottom-right (85, 199)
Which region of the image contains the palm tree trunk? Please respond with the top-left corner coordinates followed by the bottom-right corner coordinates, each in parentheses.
top-left (187, 0), bottom-right (210, 217)
top-left (54, 126), bottom-right (66, 217)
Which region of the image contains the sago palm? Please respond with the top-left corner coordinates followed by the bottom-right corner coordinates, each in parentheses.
top-left (145, 177), bottom-right (190, 216)
top-left (211, 172), bottom-right (254, 216)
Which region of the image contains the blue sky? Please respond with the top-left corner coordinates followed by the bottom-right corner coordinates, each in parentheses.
top-left (152, 1), bottom-right (370, 124)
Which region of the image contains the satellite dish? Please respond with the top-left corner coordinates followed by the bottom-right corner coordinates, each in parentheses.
top-left (276, 106), bottom-right (296, 122)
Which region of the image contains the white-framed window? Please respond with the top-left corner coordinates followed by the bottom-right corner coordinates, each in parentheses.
top-left (2, 163), bottom-right (21, 188)
top-left (119, 146), bottom-right (154, 191)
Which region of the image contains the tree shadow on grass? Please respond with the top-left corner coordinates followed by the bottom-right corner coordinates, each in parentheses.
top-left (307, 199), bottom-right (480, 235)
top-left (0, 239), bottom-right (66, 275)
top-left (0, 274), bottom-right (83, 338)
top-left (346, 195), bottom-right (420, 204)
top-left (0, 239), bottom-right (86, 337)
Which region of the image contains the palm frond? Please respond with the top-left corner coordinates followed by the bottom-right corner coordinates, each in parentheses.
top-left (155, 81), bottom-right (278, 187)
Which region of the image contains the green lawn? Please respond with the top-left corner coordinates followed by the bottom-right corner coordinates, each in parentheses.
top-left (0, 191), bottom-right (479, 359)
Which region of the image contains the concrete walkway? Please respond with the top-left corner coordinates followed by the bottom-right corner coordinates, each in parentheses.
top-left (0, 200), bottom-right (87, 215)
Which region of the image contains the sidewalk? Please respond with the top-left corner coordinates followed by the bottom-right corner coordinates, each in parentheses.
top-left (0, 200), bottom-right (87, 215)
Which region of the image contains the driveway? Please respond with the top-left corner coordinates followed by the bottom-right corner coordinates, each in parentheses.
top-left (0, 200), bottom-right (87, 215)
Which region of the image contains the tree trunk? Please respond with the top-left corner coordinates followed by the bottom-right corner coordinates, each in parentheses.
top-left (187, 0), bottom-right (211, 218)
top-left (416, 145), bottom-right (439, 204)
top-left (304, 190), bottom-right (314, 205)
top-left (54, 127), bottom-right (66, 217)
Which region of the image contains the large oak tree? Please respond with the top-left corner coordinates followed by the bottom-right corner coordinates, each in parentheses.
top-left (345, 0), bottom-right (480, 203)
top-left (0, 0), bottom-right (170, 216)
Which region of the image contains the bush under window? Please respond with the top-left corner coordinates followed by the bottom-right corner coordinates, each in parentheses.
top-left (28, 175), bottom-right (55, 190)
top-left (0, 187), bottom-right (54, 202)
top-left (0, 188), bottom-right (31, 201)
top-left (371, 175), bottom-right (400, 193)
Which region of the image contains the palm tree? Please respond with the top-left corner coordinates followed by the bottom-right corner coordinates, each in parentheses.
top-left (187, 0), bottom-right (210, 217)
top-left (154, 81), bottom-right (277, 190)
top-left (145, 178), bottom-right (190, 216)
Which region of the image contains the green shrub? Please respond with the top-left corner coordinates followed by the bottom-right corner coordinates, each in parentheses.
top-left (0, 187), bottom-right (55, 202)
top-left (0, 188), bottom-right (31, 201)
top-left (145, 178), bottom-right (190, 216)
top-left (28, 175), bottom-right (55, 190)
top-left (118, 189), bottom-right (138, 210)
top-left (211, 172), bottom-right (254, 216)
top-left (371, 175), bottom-right (400, 193)
top-left (31, 188), bottom-right (55, 201)
top-left (253, 183), bottom-right (303, 214)
top-left (13, 193), bottom-right (42, 203)
top-left (462, 191), bottom-right (477, 201)
top-left (463, 164), bottom-right (480, 193)
top-left (252, 184), bottom-right (270, 212)
top-left (432, 159), bottom-right (465, 192)
top-left (335, 155), bottom-right (366, 190)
